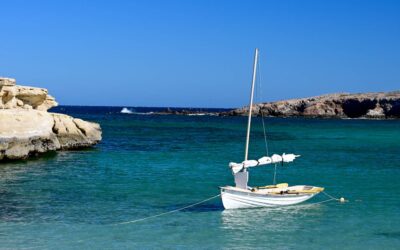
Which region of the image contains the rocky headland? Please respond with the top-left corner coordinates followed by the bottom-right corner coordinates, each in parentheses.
top-left (222, 91), bottom-right (400, 119)
top-left (0, 77), bottom-right (101, 161)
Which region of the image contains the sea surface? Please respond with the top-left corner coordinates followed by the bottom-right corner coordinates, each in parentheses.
top-left (0, 106), bottom-right (399, 249)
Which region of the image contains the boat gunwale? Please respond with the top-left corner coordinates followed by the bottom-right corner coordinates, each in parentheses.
top-left (220, 185), bottom-right (323, 197)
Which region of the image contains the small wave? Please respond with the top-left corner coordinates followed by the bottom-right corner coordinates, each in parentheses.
top-left (120, 108), bottom-right (133, 114)
top-left (121, 108), bottom-right (155, 115)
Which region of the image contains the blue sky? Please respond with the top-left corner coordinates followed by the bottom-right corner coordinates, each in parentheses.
top-left (1, 0), bottom-right (399, 108)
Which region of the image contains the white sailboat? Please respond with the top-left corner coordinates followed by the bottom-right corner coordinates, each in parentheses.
top-left (220, 49), bottom-right (324, 209)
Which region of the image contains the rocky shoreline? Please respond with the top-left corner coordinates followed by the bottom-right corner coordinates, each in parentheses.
top-left (0, 77), bottom-right (101, 161)
top-left (152, 108), bottom-right (220, 116)
top-left (221, 91), bottom-right (400, 119)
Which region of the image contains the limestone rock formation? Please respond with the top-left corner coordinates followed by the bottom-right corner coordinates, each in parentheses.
top-left (0, 77), bottom-right (101, 160)
top-left (52, 113), bottom-right (101, 149)
top-left (223, 91), bottom-right (400, 119)
top-left (0, 77), bottom-right (57, 111)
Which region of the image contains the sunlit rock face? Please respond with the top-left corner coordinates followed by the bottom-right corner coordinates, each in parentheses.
top-left (0, 77), bottom-right (57, 111)
top-left (223, 92), bottom-right (400, 119)
top-left (0, 77), bottom-right (102, 161)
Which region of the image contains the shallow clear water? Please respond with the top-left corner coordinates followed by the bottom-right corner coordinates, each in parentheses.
top-left (1, 107), bottom-right (399, 249)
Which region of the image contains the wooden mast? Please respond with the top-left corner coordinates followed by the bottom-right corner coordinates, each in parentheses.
top-left (244, 48), bottom-right (259, 161)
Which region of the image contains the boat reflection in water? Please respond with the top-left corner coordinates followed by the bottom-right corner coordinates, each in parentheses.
top-left (220, 203), bottom-right (327, 232)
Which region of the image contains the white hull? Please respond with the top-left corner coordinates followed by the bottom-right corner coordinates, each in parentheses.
top-left (221, 187), bottom-right (317, 209)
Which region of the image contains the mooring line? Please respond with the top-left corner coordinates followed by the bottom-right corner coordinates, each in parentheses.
top-left (114, 194), bottom-right (221, 225)
top-left (298, 191), bottom-right (345, 207)
top-left (113, 191), bottom-right (345, 225)
top-left (322, 191), bottom-right (341, 201)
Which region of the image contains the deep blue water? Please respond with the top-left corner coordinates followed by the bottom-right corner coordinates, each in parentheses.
top-left (0, 106), bottom-right (399, 249)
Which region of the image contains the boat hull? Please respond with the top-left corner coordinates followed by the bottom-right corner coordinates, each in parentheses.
top-left (220, 187), bottom-right (317, 209)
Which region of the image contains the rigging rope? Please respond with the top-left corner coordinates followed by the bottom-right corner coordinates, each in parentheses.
top-left (255, 55), bottom-right (276, 184)
top-left (256, 56), bottom-right (270, 156)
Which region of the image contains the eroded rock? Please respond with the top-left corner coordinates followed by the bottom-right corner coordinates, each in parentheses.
top-left (0, 77), bottom-right (102, 161)
top-left (52, 113), bottom-right (101, 149)
top-left (0, 77), bottom-right (58, 111)
top-left (222, 91), bottom-right (400, 119)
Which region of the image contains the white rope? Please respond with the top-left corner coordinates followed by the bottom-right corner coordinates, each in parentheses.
top-left (298, 198), bottom-right (336, 207)
top-left (296, 191), bottom-right (342, 208)
top-left (256, 55), bottom-right (270, 156)
top-left (113, 192), bottom-right (343, 225)
top-left (114, 194), bottom-right (221, 225)
top-left (322, 191), bottom-right (340, 201)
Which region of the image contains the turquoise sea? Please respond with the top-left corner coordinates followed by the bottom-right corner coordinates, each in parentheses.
top-left (0, 106), bottom-right (399, 249)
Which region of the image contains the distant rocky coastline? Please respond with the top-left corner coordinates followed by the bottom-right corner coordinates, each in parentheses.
top-left (153, 108), bottom-right (220, 116)
top-left (118, 91), bottom-right (400, 119)
top-left (221, 91), bottom-right (400, 119)
top-left (0, 77), bottom-right (101, 161)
